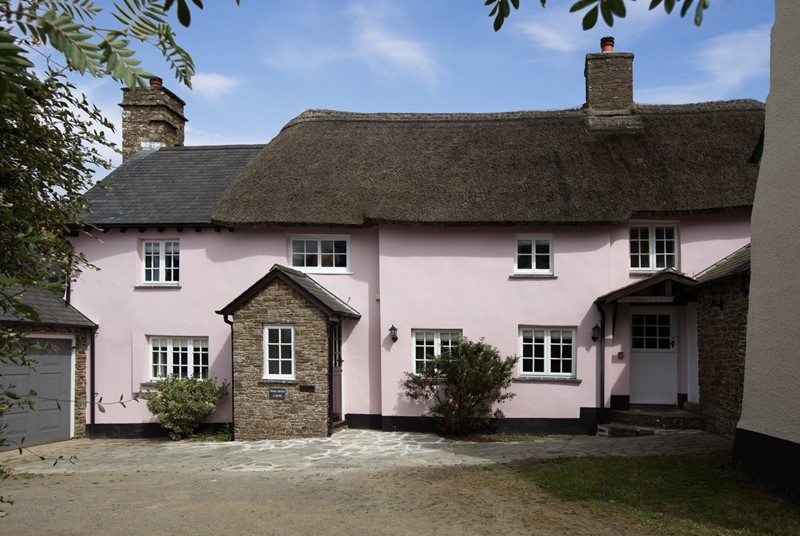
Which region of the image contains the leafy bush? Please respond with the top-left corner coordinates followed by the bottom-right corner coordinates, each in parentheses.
top-left (402, 337), bottom-right (519, 436)
top-left (141, 376), bottom-right (228, 440)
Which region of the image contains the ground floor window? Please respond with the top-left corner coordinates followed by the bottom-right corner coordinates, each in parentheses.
top-left (519, 327), bottom-right (575, 377)
top-left (150, 337), bottom-right (208, 379)
top-left (413, 330), bottom-right (461, 372)
top-left (263, 325), bottom-right (295, 380)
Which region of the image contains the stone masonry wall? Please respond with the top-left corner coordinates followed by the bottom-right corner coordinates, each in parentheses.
top-left (697, 273), bottom-right (750, 439)
top-left (120, 85), bottom-right (186, 161)
top-left (232, 279), bottom-right (330, 440)
top-left (584, 52), bottom-right (634, 112)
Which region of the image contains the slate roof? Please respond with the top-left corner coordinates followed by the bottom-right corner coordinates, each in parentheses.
top-left (0, 287), bottom-right (96, 328)
top-left (595, 268), bottom-right (697, 304)
top-left (217, 265), bottom-right (361, 319)
top-left (83, 145), bottom-right (265, 227)
top-left (211, 100), bottom-right (765, 227)
top-left (694, 243), bottom-right (751, 284)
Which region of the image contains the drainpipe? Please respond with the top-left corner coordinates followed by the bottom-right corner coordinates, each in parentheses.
top-left (326, 320), bottom-right (335, 437)
top-left (594, 300), bottom-right (607, 424)
top-left (223, 314), bottom-right (235, 440)
top-left (89, 326), bottom-right (96, 439)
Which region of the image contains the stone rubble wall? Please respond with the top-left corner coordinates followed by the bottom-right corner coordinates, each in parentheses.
top-left (232, 279), bottom-right (329, 440)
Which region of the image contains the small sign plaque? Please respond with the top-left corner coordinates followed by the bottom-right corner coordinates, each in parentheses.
top-left (299, 385), bottom-right (315, 393)
top-left (268, 388), bottom-right (286, 400)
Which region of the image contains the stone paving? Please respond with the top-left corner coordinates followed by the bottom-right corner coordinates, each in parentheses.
top-left (0, 428), bottom-right (732, 475)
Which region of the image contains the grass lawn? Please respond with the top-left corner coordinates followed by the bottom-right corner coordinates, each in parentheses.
top-left (506, 451), bottom-right (800, 535)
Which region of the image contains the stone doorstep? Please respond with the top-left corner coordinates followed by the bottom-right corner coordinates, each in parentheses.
top-left (596, 423), bottom-right (700, 438)
top-left (611, 409), bottom-right (706, 430)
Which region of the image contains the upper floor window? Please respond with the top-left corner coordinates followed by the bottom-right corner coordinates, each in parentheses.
top-left (519, 327), bottom-right (575, 378)
top-left (289, 236), bottom-right (349, 273)
top-left (629, 224), bottom-right (677, 272)
top-left (263, 325), bottom-right (295, 380)
top-left (143, 240), bottom-right (180, 284)
top-left (150, 336), bottom-right (208, 379)
top-left (413, 330), bottom-right (461, 372)
top-left (515, 235), bottom-right (553, 275)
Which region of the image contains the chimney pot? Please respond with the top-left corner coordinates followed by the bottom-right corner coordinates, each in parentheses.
top-left (600, 36), bottom-right (615, 52)
top-left (149, 77), bottom-right (163, 88)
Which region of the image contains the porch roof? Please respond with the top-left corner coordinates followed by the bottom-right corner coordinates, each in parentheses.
top-left (595, 268), bottom-right (697, 305)
top-left (216, 264), bottom-right (361, 320)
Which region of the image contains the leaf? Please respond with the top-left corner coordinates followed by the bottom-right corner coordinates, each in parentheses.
top-left (609, 0), bottom-right (627, 17)
top-left (176, 0), bottom-right (191, 27)
top-left (582, 5), bottom-right (599, 30)
top-left (680, 0), bottom-right (694, 17)
top-left (98, 403), bottom-right (105, 413)
top-left (570, 0), bottom-right (598, 13)
top-left (649, 0), bottom-right (663, 7)
top-left (600, 0), bottom-right (614, 27)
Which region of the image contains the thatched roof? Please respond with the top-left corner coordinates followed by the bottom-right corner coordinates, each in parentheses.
top-left (211, 100), bottom-right (764, 227)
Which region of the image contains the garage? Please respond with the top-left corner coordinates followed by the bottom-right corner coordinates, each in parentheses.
top-left (1, 338), bottom-right (74, 449)
top-left (1, 287), bottom-right (95, 451)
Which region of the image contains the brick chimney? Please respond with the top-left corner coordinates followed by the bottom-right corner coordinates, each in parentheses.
top-left (120, 77), bottom-right (187, 161)
top-left (584, 37), bottom-right (634, 114)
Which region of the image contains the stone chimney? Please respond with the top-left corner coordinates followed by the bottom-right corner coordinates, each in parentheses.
top-left (120, 77), bottom-right (187, 161)
top-left (584, 37), bottom-right (634, 114)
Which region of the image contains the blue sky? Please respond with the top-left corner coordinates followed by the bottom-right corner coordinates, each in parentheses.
top-left (72, 0), bottom-right (773, 173)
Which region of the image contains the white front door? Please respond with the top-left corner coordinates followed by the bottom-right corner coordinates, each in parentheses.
top-left (630, 311), bottom-right (677, 405)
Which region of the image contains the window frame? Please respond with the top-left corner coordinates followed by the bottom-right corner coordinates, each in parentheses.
top-left (412, 329), bottom-right (462, 373)
top-left (514, 234), bottom-right (554, 275)
top-left (288, 235), bottom-right (351, 274)
top-left (263, 324), bottom-right (296, 381)
top-left (149, 336), bottom-right (209, 380)
top-left (518, 326), bottom-right (577, 378)
top-left (629, 223), bottom-right (679, 273)
top-left (141, 239), bottom-right (180, 285)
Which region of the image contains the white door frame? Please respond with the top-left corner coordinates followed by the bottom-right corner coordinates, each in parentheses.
top-left (629, 309), bottom-right (678, 405)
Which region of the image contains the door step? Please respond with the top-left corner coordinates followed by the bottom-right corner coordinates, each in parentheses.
top-left (597, 422), bottom-right (703, 438)
top-left (598, 407), bottom-right (706, 437)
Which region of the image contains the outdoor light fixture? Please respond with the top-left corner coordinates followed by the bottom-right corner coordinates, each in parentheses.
top-left (591, 324), bottom-right (601, 342)
top-left (389, 325), bottom-right (398, 342)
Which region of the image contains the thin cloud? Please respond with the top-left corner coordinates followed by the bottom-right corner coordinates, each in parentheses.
top-left (514, 1), bottom-right (667, 53)
top-left (264, 1), bottom-right (439, 92)
top-left (191, 72), bottom-right (245, 99)
top-left (184, 125), bottom-right (266, 147)
top-left (638, 25), bottom-right (770, 103)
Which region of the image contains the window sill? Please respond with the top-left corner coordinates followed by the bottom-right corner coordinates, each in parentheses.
top-left (509, 274), bottom-right (557, 280)
top-left (135, 284), bottom-right (181, 290)
top-left (290, 269), bottom-right (353, 275)
top-left (514, 376), bottom-right (581, 385)
top-left (258, 379), bottom-right (298, 385)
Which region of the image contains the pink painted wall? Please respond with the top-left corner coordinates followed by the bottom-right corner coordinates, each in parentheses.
top-left (70, 227), bottom-right (380, 425)
top-left (70, 211), bottom-right (750, 426)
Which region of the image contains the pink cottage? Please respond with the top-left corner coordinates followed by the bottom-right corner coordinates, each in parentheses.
top-left (64, 41), bottom-right (762, 440)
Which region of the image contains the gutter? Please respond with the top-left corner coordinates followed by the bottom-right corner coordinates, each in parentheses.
top-left (223, 314), bottom-right (235, 440)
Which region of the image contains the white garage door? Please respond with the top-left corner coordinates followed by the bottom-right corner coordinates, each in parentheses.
top-left (1, 337), bottom-right (72, 450)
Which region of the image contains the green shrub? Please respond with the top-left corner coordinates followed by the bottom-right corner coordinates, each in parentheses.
top-left (141, 376), bottom-right (228, 440)
top-left (402, 337), bottom-right (519, 436)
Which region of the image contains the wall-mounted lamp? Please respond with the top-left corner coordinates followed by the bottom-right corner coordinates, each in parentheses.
top-left (389, 324), bottom-right (398, 342)
top-left (591, 324), bottom-right (601, 342)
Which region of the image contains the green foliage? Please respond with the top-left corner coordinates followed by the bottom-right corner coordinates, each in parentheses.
top-left (141, 376), bottom-right (228, 440)
top-left (485, 0), bottom-right (710, 31)
top-left (403, 337), bottom-right (519, 436)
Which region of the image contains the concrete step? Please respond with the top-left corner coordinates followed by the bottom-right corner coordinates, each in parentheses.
top-left (597, 422), bottom-right (702, 438)
top-left (611, 408), bottom-right (705, 430)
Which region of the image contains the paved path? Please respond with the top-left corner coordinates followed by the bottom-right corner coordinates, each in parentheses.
top-left (0, 428), bottom-right (731, 475)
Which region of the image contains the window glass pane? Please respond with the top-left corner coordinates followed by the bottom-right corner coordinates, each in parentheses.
top-left (292, 240), bottom-right (304, 253)
top-left (305, 241), bottom-right (318, 253)
top-left (305, 254), bottom-right (318, 266)
top-left (334, 254), bottom-right (347, 268)
top-left (281, 360), bottom-right (292, 375)
top-left (268, 360), bottom-right (279, 375)
top-left (517, 256), bottom-right (532, 270)
top-left (280, 328), bottom-right (292, 342)
top-left (292, 254), bottom-right (305, 266)
top-left (320, 240), bottom-right (334, 254)
top-left (517, 240), bottom-right (532, 254)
